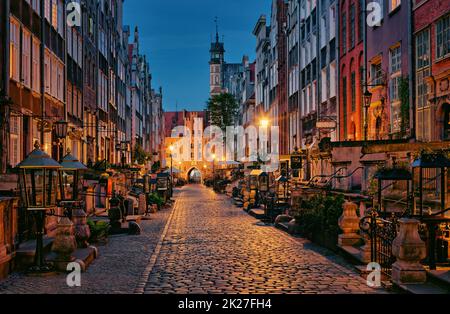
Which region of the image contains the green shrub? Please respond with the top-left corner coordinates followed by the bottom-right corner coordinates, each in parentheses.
top-left (87, 219), bottom-right (110, 243)
top-left (294, 194), bottom-right (345, 238)
top-left (148, 193), bottom-right (164, 207)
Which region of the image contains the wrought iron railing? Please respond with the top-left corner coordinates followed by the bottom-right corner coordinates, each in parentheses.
top-left (360, 211), bottom-right (399, 279)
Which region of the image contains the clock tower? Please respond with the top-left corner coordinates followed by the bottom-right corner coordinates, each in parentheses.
top-left (209, 18), bottom-right (225, 97)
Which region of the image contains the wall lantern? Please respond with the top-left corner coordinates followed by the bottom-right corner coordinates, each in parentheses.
top-left (54, 120), bottom-right (69, 140)
top-left (363, 89), bottom-right (373, 110)
top-left (17, 141), bottom-right (62, 272)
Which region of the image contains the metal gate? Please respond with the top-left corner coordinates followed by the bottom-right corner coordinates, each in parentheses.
top-left (360, 212), bottom-right (399, 278)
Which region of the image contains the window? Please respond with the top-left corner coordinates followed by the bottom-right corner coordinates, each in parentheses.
top-left (9, 19), bottom-right (20, 81)
top-left (436, 15), bottom-right (450, 59)
top-left (44, 0), bottom-right (51, 21)
top-left (416, 29), bottom-right (430, 69)
top-left (351, 72), bottom-right (356, 112)
top-left (370, 61), bottom-right (383, 86)
top-left (342, 77), bottom-right (348, 139)
top-left (350, 5), bottom-right (355, 49)
top-left (44, 51), bottom-right (50, 94)
top-left (57, 62), bottom-right (63, 100)
top-left (32, 0), bottom-right (41, 15)
top-left (51, 56), bottom-right (57, 97)
top-left (341, 13), bottom-right (346, 53)
top-left (389, 0), bottom-right (401, 12)
top-left (51, 0), bottom-right (58, 29)
top-left (22, 30), bottom-right (31, 88)
top-left (10, 116), bottom-right (21, 168)
top-left (32, 37), bottom-right (40, 92)
top-left (389, 46), bottom-right (401, 102)
top-left (390, 46), bottom-right (401, 73)
top-left (359, 0), bottom-right (364, 42)
top-left (416, 29), bottom-right (430, 110)
top-left (390, 76), bottom-right (400, 102)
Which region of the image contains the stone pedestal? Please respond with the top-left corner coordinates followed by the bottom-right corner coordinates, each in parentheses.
top-left (51, 217), bottom-right (77, 271)
top-left (72, 208), bottom-right (91, 248)
top-left (392, 219), bottom-right (427, 285)
top-left (338, 201), bottom-right (361, 247)
top-left (138, 194), bottom-right (146, 215)
top-left (358, 238), bottom-right (372, 264)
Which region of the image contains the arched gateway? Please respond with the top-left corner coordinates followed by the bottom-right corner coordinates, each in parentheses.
top-left (187, 167), bottom-right (203, 184)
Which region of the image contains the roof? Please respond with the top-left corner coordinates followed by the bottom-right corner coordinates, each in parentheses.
top-left (374, 168), bottom-right (412, 181)
top-left (412, 153), bottom-right (450, 168)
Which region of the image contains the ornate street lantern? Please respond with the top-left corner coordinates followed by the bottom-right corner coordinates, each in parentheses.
top-left (276, 176), bottom-right (289, 201)
top-left (363, 89), bottom-right (373, 110)
top-left (258, 172), bottom-right (269, 193)
top-left (17, 142), bottom-right (62, 272)
top-left (249, 170), bottom-right (262, 191)
top-left (59, 148), bottom-right (88, 201)
top-left (157, 173), bottom-right (169, 192)
top-left (54, 120), bottom-right (68, 140)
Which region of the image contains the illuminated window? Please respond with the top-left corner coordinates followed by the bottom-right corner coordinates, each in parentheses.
top-left (32, 37), bottom-right (40, 92)
top-left (22, 30), bottom-right (31, 88)
top-left (9, 19), bottom-right (20, 81)
top-left (389, 0), bottom-right (401, 12)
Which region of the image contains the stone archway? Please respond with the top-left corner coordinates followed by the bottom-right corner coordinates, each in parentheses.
top-left (187, 167), bottom-right (203, 184)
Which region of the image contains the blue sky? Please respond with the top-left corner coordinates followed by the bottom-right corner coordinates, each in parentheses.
top-left (123, 0), bottom-right (271, 112)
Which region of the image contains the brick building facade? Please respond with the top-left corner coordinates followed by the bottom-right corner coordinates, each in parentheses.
top-left (413, 0), bottom-right (450, 142)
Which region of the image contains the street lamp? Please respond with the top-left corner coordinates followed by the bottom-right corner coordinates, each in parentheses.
top-left (59, 148), bottom-right (88, 202)
top-left (363, 89), bottom-right (373, 141)
top-left (169, 145), bottom-right (174, 197)
top-left (17, 141), bottom-right (62, 273)
top-left (212, 153), bottom-right (216, 189)
top-left (54, 119), bottom-right (68, 161)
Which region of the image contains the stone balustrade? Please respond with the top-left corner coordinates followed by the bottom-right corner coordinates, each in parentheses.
top-left (0, 198), bottom-right (18, 280)
top-left (338, 201), bottom-right (361, 247)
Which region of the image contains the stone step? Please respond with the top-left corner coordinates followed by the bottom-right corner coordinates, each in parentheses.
top-left (275, 222), bottom-right (289, 232)
top-left (248, 208), bottom-right (266, 220)
top-left (15, 237), bottom-right (55, 270)
top-left (427, 270), bottom-right (450, 292)
top-left (46, 246), bottom-right (98, 272)
top-left (396, 282), bottom-right (449, 294)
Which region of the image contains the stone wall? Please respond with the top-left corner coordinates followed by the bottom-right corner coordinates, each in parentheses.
top-left (0, 198), bottom-right (18, 280)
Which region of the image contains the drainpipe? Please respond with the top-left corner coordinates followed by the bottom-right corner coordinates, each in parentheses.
top-left (40, 0), bottom-right (45, 146)
top-left (407, 0), bottom-right (415, 141)
top-left (1, 0), bottom-right (10, 173)
top-left (335, 0), bottom-right (340, 143)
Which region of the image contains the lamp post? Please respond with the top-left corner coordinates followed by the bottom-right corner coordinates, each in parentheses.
top-left (363, 89), bottom-right (373, 141)
top-left (259, 119), bottom-right (270, 171)
top-left (169, 145), bottom-right (174, 197)
top-left (59, 149), bottom-right (89, 248)
top-left (59, 148), bottom-right (88, 202)
top-left (212, 153), bottom-right (216, 189)
top-left (17, 141), bottom-right (62, 273)
top-left (54, 119), bottom-right (68, 162)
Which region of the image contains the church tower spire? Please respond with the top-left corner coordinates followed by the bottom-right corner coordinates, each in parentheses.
top-left (209, 17), bottom-right (225, 97)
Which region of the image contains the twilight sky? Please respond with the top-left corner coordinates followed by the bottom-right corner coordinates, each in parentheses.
top-left (123, 0), bottom-right (271, 112)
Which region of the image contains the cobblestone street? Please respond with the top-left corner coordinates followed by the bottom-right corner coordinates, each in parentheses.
top-left (0, 186), bottom-right (388, 294)
top-left (140, 185), bottom-right (386, 294)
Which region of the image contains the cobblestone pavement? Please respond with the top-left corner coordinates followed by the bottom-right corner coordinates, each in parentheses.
top-left (0, 194), bottom-right (175, 294)
top-left (141, 185), bottom-right (388, 294)
top-left (0, 186), bottom-right (388, 294)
